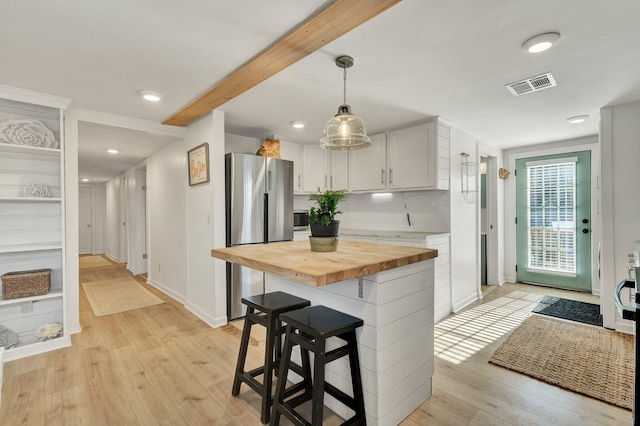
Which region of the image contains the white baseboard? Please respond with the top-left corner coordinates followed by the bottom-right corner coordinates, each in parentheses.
top-left (505, 275), bottom-right (516, 283)
top-left (453, 292), bottom-right (480, 313)
top-left (184, 302), bottom-right (227, 329)
top-left (146, 279), bottom-right (226, 328)
top-left (147, 278), bottom-right (186, 303)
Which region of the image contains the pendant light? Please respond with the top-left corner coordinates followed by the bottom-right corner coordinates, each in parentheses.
top-left (320, 55), bottom-right (371, 150)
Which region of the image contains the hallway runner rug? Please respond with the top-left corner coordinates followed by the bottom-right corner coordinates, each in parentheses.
top-left (79, 255), bottom-right (113, 269)
top-left (82, 277), bottom-right (164, 316)
top-left (489, 315), bottom-right (633, 410)
top-left (532, 295), bottom-right (603, 326)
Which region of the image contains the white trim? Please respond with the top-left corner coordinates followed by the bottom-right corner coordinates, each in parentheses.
top-left (599, 107), bottom-right (623, 331)
top-left (525, 156), bottom-right (578, 167)
top-left (184, 302), bottom-right (227, 329)
top-left (148, 278), bottom-right (186, 303)
top-left (452, 291), bottom-right (480, 313)
top-left (505, 137), bottom-right (600, 299)
top-left (72, 108), bottom-right (186, 138)
top-left (478, 143), bottom-right (501, 287)
top-left (0, 84), bottom-right (71, 109)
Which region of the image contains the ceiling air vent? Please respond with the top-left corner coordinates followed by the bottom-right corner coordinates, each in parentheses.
top-left (505, 72), bottom-right (557, 96)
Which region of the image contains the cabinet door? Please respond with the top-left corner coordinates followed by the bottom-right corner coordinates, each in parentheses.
top-left (329, 151), bottom-right (349, 191)
top-left (388, 122), bottom-right (435, 190)
top-left (279, 140), bottom-right (303, 194)
top-left (349, 133), bottom-right (386, 191)
top-left (302, 145), bottom-right (328, 192)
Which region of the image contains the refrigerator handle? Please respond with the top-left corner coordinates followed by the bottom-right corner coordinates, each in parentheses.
top-left (267, 170), bottom-right (272, 191)
top-left (264, 193), bottom-right (269, 243)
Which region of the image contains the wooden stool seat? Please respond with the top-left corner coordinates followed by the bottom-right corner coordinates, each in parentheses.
top-left (232, 291), bottom-right (311, 424)
top-left (271, 305), bottom-right (366, 426)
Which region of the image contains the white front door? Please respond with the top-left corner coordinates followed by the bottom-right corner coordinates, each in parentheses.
top-left (79, 186), bottom-right (92, 254)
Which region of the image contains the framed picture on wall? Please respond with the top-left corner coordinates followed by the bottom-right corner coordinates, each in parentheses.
top-left (187, 142), bottom-right (210, 186)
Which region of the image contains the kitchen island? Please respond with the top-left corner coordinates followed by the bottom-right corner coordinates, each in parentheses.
top-left (211, 240), bottom-right (438, 426)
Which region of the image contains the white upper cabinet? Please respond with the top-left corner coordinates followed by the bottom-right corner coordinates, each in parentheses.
top-left (329, 150), bottom-right (349, 192)
top-left (302, 145), bottom-right (349, 193)
top-left (292, 117), bottom-right (450, 194)
top-left (348, 118), bottom-right (450, 192)
top-left (388, 122), bottom-right (435, 190)
top-left (278, 139), bottom-right (303, 194)
top-left (349, 132), bottom-right (386, 192)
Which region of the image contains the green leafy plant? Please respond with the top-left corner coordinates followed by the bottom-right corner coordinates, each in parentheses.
top-left (308, 187), bottom-right (346, 226)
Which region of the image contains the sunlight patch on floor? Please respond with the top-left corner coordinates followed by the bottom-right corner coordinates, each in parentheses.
top-left (434, 291), bottom-right (545, 364)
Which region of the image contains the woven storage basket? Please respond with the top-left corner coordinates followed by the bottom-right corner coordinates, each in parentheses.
top-left (1, 268), bottom-right (51, 300)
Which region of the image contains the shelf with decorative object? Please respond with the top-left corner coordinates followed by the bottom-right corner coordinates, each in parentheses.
top-left (0, 289), bottom-right (63, 307)
top-left (0, 86), bottom-right (70, 362)
top-left (0, 197), bottom-right (61, 202)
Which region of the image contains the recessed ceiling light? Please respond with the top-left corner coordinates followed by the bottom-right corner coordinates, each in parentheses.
top-left (290, 121), bottom-right (305, 129)
top-left (566, 115), bottom-right (589, 124)
top-left (522, 32), bottom-right (561, 53)
top-left (107, 149), bottom-right (119, 154)
top-left (138, 90), bottom-right (162, 102)
top-left (81, 178), bottom-right (89, 182)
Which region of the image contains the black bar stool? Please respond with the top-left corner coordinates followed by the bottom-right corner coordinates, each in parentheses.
top-left (232, 291), bottom-right (311, 423)
top-left (271, 305), bottom-right (366, 426)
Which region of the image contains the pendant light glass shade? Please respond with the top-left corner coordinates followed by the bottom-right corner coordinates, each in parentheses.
top-left (321, 55), bottom-right (371, 150)
top-left (321, 104), bottom-right (371, 150)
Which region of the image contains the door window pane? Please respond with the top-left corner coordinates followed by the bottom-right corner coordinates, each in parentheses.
top-left (526, 161), bottom-right (576, 273)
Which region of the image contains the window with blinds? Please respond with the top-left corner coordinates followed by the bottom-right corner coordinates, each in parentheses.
top-left (526, 159), bottom-right (576, 274)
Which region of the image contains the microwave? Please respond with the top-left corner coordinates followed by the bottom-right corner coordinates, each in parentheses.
top-left (294, 209), bottom-right (309, 231)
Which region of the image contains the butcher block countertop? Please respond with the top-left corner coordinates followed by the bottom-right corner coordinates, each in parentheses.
top-left (211, 240), bottom-right (438, 287)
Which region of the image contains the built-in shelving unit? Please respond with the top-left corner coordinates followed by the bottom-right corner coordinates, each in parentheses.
top-left (0, 90), bottom-right (71, 362)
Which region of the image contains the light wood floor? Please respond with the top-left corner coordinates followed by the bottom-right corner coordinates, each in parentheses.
top-left (0, 263), bottom-right (632, 425)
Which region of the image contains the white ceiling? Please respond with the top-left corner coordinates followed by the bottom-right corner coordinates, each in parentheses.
top-left (2, 0), bottom-right (640, 182)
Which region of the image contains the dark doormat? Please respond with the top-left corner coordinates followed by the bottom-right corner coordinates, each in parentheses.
top-left (533, 295), bottom-right (603, 327)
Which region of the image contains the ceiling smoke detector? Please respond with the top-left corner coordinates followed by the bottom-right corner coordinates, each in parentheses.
top-left (505, 72), bottom-right (557, 96)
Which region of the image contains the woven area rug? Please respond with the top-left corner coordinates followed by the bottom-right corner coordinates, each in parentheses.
top-left (533, 295), bottom-right (603, 326)
top-left (82, 277), bottom-right (164, 316)
top-left (79, 255), bottom-right (112, 269)
top-left (490, 315), bottom-right (633, 410)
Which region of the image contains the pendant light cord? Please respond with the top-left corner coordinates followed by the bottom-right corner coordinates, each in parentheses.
top-left (343, 67), bottom-right (347, 105)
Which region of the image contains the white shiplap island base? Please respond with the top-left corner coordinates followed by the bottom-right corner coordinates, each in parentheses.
top-left (211, 240), bottom-right (437, 426)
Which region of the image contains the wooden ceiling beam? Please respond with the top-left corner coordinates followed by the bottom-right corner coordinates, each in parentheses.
top-left (163, 0), bottom-right (402, 127)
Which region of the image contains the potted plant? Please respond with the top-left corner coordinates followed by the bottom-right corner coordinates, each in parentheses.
top-left (308, 188), bottom-right (346, 251)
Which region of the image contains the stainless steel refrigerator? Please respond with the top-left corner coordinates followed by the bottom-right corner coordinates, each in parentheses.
top-left (225, 152), bottom-right (293, 319)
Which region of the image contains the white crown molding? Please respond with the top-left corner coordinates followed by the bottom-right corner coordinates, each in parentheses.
top-left (70, 108), bottom-right (186, 138)
top-left (0, 84), bottom-right (72, 109)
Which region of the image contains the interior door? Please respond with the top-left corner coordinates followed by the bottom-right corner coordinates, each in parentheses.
top-left (516, 151), bottom-right (591, 291)
top-left (79, 186), bottom-right (92, 254)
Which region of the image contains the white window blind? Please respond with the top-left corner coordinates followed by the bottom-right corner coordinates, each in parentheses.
top-left (526, 160), bottom-right (576, 274)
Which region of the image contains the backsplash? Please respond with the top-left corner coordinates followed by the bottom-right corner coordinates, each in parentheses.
top-left (294, 191), bottom-right (450, 232)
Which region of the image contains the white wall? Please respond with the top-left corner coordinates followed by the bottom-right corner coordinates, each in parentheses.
top-left (225, 133), bottom-right (261, 154)
top-left (146, 140), bottom-right (188, 301)
top-left (601, 100), bottom-right (640, 332)
top-left (449, 126), bottom-right (481, 312)
top-left (105, 176), bottom-right (121, 262)
top-left (183, 111), bottom-right (227, 328)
